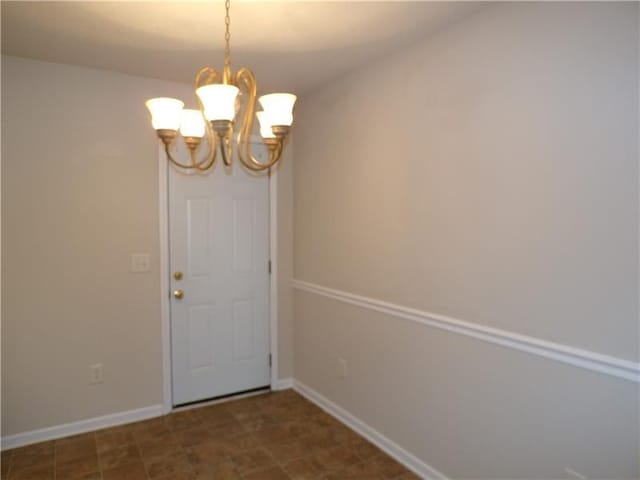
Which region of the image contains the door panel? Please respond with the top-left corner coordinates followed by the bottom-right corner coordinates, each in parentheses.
top-left (169, 145), bottom-right (270, 406)
top-left (232, 299), bottom-right (255, 361)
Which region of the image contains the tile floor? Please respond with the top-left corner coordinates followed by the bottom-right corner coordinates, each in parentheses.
top-left (1, 389), bottom-right (420, 480)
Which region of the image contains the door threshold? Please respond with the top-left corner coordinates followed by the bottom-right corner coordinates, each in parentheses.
top-left (172, 385), bottom-right (271, 412)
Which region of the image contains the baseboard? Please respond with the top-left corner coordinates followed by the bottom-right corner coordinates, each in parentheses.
top-left (271, 377), bottom-right (294, 391)
top-left (1, 404), bottom-right (164, 451)
top-left (293, 379), bottom-right (448, 480)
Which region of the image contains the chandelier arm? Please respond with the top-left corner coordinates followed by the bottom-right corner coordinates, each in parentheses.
top-left (194, 130), bottom-right (218, 171)
top-left (195, 66), bottom-right (221, 88)
top-left (195, 102), bottom-right (218, 171)
top-left (164, 143), bottom-right (207, 170)
top-left (233, 67), bottom-right (284, 171)
top-left (259, 140), bottom-right (285, 170)
top-left (180, 67), bottom-right (221, 172)
top-left (161, 123), bottom-right (217, 171)
top-left (217, 131), bottom-right (234, 167)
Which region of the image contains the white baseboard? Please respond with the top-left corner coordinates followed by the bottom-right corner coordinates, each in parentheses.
top-left (271, 377), bottom-right (294, 391)
top-left (1, 404), bottom-right (164, 451)
top-left (3, 379), bottom-right (295, 450)
top-left (293, 379), bottom-right (448, 480)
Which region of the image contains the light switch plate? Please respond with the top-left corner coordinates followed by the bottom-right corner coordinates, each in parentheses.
top-left (130, 253), bottom-right (151, 273)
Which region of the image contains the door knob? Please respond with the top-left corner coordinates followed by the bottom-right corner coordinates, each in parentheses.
top-left (173, 271), bottom-right (183, 280)
top-left (173, 289), bottom-right (184, 299)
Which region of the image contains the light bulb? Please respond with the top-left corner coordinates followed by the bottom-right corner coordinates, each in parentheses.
top-left (179, 109), bottom-right (206, 138)
top-left (258, 93), bottom-right (297, 126)
top-left (256, 111), bottom-right (276, 139)
top-left (145, 97), bottom-right (184, 130)
top-left (195, 84), bottom-right (240, 121)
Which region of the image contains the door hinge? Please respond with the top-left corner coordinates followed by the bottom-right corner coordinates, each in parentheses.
top-left (269, 353), bottom-right (272, 368)
top-left (268, 260), bottom-right (272, 275)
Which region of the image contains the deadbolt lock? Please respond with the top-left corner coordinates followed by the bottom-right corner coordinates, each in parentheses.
top-left (173, 271), bottom-right (183, 280)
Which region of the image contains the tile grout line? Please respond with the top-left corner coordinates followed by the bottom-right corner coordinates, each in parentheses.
top-left (131, 420), bottom-right (153, 480)
top-left (168, 413), bottom-right (198, 479)
top-left (52, 437), bottom-right (57, 480)
top-left (94, 431), bottom-right (104, 480)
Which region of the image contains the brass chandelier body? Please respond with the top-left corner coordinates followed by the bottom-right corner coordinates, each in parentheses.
top-left (148, 0), bottom-right (294, 172)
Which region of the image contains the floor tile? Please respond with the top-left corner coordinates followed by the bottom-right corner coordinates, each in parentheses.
top-left (197, 407), bottom-right (235, 429)
top-left (349, 438), bottom-right (383, 461)
top-left (372, 455), bottom-right (413, 479)
top-left (143, 449), bottom-right (191, 479)
top-left (55, 453), bottom-right (99, 479)
top-left (95, 426), bottom-right (136, 454)
top-left (184, 440), bottom-right (229, 467)
top-left (56, 433), bottom-right (95, 446)
top-left (9, 463), bottom-right (54, 480)
top-left (3, 390), bottom-right (420, 480)
top-left (98, 444), bottom-right (140, 470)
top-left (155, 473), bottom-right (197, 480)
top-left (166, 411), bottom-right (202, 432)
top-left (174, 427), bottom-right (213, 448)
top-left (10, 442), bottom-right (55, 472)
top-left (102, 461), bottom-right (148, 480)
top-left (312, 445), bottom-right (362, 473)
top-left (282, 456), bottom-right (326, 480)
top-left (137, 431), bottom-right (180, 458)
top-left (243, 465), bottom-right (292, 480)
top-left (253, 424), bottom-right (297, 445)
top-left (335, 460), bottom-right (386, 479)
top-left (10, 453), bottom-right (54, 472)
top-left (264, 438), bottom-right (309, 464)
top-left (393, 472), bottom-right (422, 480)
top-left (190, 459), bottom-right (241, 479)
top-left (230, 446), bottom-right (276, 474)
top-left (208, 420), bottom-right (246, 440)
top-left (222, 433), bottom-right (260, 455)
top-left (55, 440), bottom-right (97, 463)
top-left (68, 472), bottom-right (102, 480)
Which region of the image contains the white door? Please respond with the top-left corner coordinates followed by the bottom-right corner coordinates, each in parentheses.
top-left (168, 145), bottom-right (270, 406)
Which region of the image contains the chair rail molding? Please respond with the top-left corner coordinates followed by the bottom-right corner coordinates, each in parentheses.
top-left (292, 279), bottom-right (640, 383)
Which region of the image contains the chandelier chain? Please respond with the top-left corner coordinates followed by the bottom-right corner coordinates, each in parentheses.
top-left (224, 0), bottom-right (231, 75)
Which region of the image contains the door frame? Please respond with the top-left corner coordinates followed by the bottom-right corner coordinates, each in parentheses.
top-left (158, 144), bottom-right (279, 413)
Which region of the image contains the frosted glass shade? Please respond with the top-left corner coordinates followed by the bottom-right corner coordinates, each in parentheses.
top-left (256, 111), bottom-right (276, 139)
top-left (195, 84), bottom-right (240, 121)
top-left (145, 97), bottom-right (184, 130)
top-left (179, 109), bottom-right (206, 138)
top-left (258, 93), bottom-right (296, 126)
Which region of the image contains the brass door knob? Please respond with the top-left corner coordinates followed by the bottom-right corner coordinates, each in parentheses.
top-left (173, 289), bottom-right (184, 299)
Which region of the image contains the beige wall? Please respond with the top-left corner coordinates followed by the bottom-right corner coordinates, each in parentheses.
top-left (293, 2), bottom-right (639, 479)
top-left (1, 55), bottom-right (294, 436)
top-left (276, 140), bottom-right (295, 380)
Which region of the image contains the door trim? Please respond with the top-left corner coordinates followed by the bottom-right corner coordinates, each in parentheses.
top-left (158, 145), bottom-right (279, 413)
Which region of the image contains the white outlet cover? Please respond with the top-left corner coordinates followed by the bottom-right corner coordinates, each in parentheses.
top-left (130, 253), bottom-right (151, 273)
top-left (90, 363), bottom-right (103, 384)
top-left (338, 358), bottom-right (347, 379)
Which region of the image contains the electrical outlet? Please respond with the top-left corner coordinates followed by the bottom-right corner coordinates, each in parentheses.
top-left (565, 467), bottom-right (588, 480)
top-left (130, 253), bottom-right (151, 273)
top-left (90, 363), bottom-right (103, 384)
top-left (338, 358), bottom-right (347, 379)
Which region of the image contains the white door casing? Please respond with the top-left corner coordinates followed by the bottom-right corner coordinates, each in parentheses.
top-left (165, 143), bottom-right (272, 406)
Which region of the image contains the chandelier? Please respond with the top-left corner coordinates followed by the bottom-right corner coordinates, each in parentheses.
top-left (145, 0), bottom-right (296, 172)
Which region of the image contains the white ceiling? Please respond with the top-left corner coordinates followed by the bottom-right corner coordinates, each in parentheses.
top-left (1, 1), bottom-right (485, 95)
